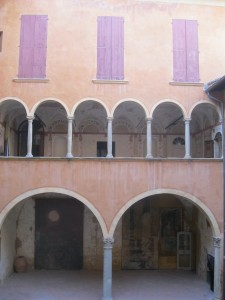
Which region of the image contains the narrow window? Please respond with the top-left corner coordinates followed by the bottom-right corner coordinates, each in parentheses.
top-left (97, 16), bottom-right (124, 80)
top-left (172, 19), bottom-right (199, 82)
top-left (0, 32), bottom-right (3, 52)
top-left (18, 15), bottom-right (48, 78)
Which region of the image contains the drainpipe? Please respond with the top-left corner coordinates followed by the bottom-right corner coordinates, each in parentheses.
top-left (203, 83), bottom-right (224, 300)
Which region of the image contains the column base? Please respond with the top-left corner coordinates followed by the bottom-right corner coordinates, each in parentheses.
top-left (102, 297), bottom-right (113, 300)
top-left (184, 155), bottom-right (191, 159)
top-left (26, 153), bottom-right (33, 158)
top-left (106, 154), bottom-right (113, 158)
top-left (66, 153), bottom-right (73, 158)
top-left (146, 154), bottom-right (153, 159)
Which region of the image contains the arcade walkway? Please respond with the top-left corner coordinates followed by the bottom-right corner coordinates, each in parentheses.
top-left (0, 270), bottom-right (213, 300)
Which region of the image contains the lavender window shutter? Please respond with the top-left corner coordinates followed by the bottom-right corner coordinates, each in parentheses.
top-left (33, 15), bottom-right (48, 78)
top-left (97, 16), bottom-right (112, 80)
top-left (18, 15), bottom-right (35, 78)
top-left (186, 20), bottom-right (199, 82)
top-left (111, 17), bottom-right (124, 80)
top-left (172, 19), bottom-right (186, 82)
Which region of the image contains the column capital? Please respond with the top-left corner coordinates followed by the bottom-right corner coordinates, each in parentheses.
top-left (26, 116), bottom-right (34, 121)
top-left (67, 116), bottom-right (74, 121)
top-left (103, 238), bottom-right (114, 248)
top-left (213, 237), bottom-right (221, 248)
top-left (146, 117), bottom-right (152, 121)
top-left (107, 117), bottom-right (113, 121)
top-left (184, 118), bottom-right (191, 122)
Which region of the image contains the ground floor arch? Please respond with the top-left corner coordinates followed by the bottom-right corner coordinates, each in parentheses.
top-left (107, 190), bottom-right (222, 300)
top-left (0, 187), bottom-right (222, 300)
top-left (0, 189), bottom-right (107, 282)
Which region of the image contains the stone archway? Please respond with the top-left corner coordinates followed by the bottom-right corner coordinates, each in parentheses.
top-left (0, 188), bottom-right (108, 281)
top-left (108, 189), bottom-right (222, 299)
top-left (110, 189), bottom-right (220, 237)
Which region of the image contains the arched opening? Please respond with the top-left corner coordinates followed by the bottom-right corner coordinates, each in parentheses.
top-left (18, 119), bottom-right (45, 157)
top-left (0, 192), bottom-right (105, 280)
top-left (152, 102), bottom-right (185, 158)
top-left (190, 103), bottom-right (220, 158)
top-left (74, 100), bottom-right (108, 157)
top-left (112, 101), bottom-right (147, 157)
top-left (33, 100), bottom-right (68, 157)
top-left (110, 192), bottom-right (219, 297)
top-left (0, 99), bottom-right (27, 156)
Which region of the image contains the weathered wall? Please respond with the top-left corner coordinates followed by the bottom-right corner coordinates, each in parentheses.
top-left (83, 206), bottom-right (103, 270)
top-left (0, 205), bottom-right (19, 281)
top-left (15, 199), bottom-right (35, 268)
top-left (196, 209), bottom-right (214, 280)
top-left (1, 0), bottom-right (225, 112)
top-left (0, 192), bottom-right (216, 282)
top-left (0, 159), bottom-right (222, 235)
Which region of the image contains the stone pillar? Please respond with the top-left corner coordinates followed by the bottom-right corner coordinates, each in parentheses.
top-left (107, 117), bottom-right (113, 158)
top-left (26, 116), bottom-right (34, 157)
top-left (184, 118), bottom-right (191, 159)
top-left (102, 238), bottom-right (114, 300)
top-left (146, 117), bottom-right (153, 159)
top-left (66, 116), bottom-right (74, 158)
top-left (213, 237), bottom-right (222, 300)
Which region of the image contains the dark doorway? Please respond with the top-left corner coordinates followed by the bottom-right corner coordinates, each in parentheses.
top-left (97, 141), bottom-right (115, 157)
top-left (35, 197), bottom-right (84, 270)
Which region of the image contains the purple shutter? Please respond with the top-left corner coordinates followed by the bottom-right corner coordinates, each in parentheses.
top-left (111, 17), bottom-right (124, 80)
top-left (18, 15), bottom-right (35, 78)
top-left (186, 20), bottom-right (199, 82)
top-left (172, 19), bottom-right (186, 82)
top-left (97, 16), bottom-right (112, 80)
top-left (33, 15), bottom-right (48, 78)
top-left (18, 15), bottom-right (47, 78)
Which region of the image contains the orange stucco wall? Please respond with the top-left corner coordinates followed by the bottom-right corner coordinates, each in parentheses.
top-left (0, 159), bottom-right (222, 233)
top-left (1, 0), bottom-right (225, 113)
top-left (0, 0), bottom-right (224, 237)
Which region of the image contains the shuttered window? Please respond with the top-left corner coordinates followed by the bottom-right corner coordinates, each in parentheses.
top-left (172, 19), bottom-right (199, 83)
top-left (18, 15), bottom-right (48, 78)
top-left (97, 16), bottom-right (124, 80)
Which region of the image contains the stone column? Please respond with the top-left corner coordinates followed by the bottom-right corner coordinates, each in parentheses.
top-left (26, 116), bottom-right (34, 157)
top-left (146, 117), bottom-right (153, 159)
top-left (184, 118), bottom-right (191, 159)
top-left (102, 238), bottom-right (114, 300)
top-left (213, 237), bottom-right (222, 300)
top-left (107, 117), bottom-right (113, 158)
top-left (66, 116), bottom-right (74, 158)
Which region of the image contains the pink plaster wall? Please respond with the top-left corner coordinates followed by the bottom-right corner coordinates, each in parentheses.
top-left (0, 0), bottom-right (225, 112)
top-left (0, 0), bottom-right (224, 235)
top-left (0, 159), bottom-right (222, 231)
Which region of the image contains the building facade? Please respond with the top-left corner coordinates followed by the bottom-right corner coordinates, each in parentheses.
top-left (0, 0), bottom-right (225, 299)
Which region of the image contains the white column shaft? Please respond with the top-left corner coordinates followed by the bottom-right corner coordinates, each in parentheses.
top-left (185, 119), bottom-right (191, 159)
top-left (26, 117), bottom-right (33, 157)
top-left (102, 238), bottom-right (114, 300)
top-left (66, 117), bottom-right (73, 158)
top-left (146, 118), bottom-right (153, 158)
top-left (213, 237), bottom-right (222, 300)
top-left (107, 118), bottom-right (113, 158)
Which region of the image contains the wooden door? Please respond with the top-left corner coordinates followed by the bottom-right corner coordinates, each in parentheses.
top-left (35, 198), bottom-right (84, 270)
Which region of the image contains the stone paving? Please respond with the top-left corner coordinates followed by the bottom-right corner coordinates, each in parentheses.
top-left (0, 270), bottom-right (214, 300)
